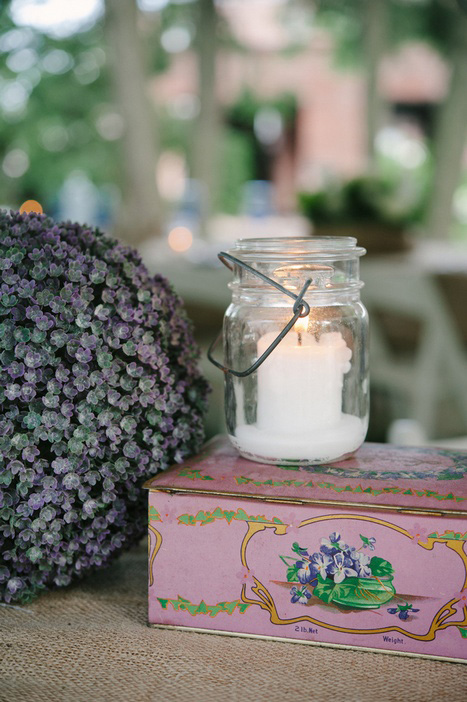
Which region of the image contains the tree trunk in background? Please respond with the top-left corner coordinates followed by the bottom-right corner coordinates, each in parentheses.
top-left (105, 0), bottom-right (161, 244)
top-left (425, 7), bottom-right (467, 240)
top-left (364, 0), bottom-right (388, 171)
top-left (192, 0), bottom-right (220, 237)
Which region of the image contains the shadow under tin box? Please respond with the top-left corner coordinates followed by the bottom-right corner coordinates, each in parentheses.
top-left (145, 437), bottom-right (467, 663)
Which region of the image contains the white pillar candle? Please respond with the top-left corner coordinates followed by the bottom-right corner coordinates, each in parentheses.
top-left (256, 329), bottom-right (352, 435)
top-left (233, 318), bottom-right (366, 463)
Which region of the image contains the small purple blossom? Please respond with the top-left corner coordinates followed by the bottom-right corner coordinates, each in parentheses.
top-left (360, 534), bottom-right (376, 550)
top-left (407, 524), bottom-right (429, 546)
top-left (310, 551), bottom-right (332, 580)
top-left (328, 552), bottom-right (358, 584)
top-left (290, 586), bottom-right (311, 605)
top-left (320, 531), bottom-right (347, 556)
top-left (236, 566), bottom-right (255, 586)
top-left (387, 603), bottom-right (419, 620)
top-left (296, 558), bottom-right (317, 585)
top-left (0, 209), bottom-right (208, 604)
top-left (282, 512), bottom-right (302, 538)
top-left (352, 551), bottom-right (372, 578)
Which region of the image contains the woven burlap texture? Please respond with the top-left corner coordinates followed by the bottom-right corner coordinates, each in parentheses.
top-left (1, 543), bottom-right (466, 702)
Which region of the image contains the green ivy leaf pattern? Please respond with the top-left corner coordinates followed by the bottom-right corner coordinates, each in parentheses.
top-left (177, 468), bottom-right (215, 481)
top-left (427, 530), bottom-right (467, 541)
top-left (234, 475), bottom-right (466, 504)
top-left (177, 506), bottom-right (284, 527)
top-left (157, 595), bottom-right (250, 617)
top-left (148, 506), bottom-right (162, 522)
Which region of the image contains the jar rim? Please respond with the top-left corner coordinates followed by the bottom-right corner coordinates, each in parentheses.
top-left (231, 236), bottom-right (366, 260)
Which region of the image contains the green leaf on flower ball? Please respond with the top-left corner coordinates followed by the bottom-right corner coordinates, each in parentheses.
top-left (369, 556), bottom-right (394, 577)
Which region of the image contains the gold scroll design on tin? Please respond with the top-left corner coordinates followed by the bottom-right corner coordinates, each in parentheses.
top-left (239, 514), bottom-right (467, 641)
top-left (148, 524), bottom-right (163, 587)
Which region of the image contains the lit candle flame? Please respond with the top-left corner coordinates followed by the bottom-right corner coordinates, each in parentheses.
top-left (294, 314), bottom-right (309, 336)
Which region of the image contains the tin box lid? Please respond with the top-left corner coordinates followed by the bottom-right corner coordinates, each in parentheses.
top-left (143, 436), bottom-right (467, 516)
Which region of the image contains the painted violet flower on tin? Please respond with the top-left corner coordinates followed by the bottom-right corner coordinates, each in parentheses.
top-left (281, 532), bottom-right (396, 610)
top-left (321, 532), bottom-right (347, 554)
top-left (296, 558), bottom-right (317, 585)
top-left (360, 535), bottom-right (376, 550)
top-left (328, 552), bottom-right (358, 584)
top-left (387, 602), bottom-right (420, 620)
top-left (290, 586), bottom-right (312, 605)
top-left (352, 552), bottom-right (372, 578)
top-left (310, 552), bottom-right (332, 580)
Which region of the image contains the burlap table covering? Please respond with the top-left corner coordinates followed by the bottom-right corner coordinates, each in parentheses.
top-left (1, 543), bottom-right (466, 702)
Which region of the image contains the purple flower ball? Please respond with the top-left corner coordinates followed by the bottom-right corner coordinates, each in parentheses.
top-left (0, 210), bottom-right (209, 604)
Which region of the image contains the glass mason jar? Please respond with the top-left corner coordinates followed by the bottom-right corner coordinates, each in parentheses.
top-left (221, 237), bottom-right (369, 465)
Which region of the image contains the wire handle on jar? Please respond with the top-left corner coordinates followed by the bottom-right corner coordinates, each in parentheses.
top-left (207, 252), bottom-right (312, 377)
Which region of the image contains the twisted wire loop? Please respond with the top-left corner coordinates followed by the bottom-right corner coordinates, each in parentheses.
top-left (207, 252), bottom-right (312, 378)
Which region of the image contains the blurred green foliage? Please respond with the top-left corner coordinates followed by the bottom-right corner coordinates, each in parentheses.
top-left (226, 89), bottom-right (297, 186)
top-left (215, 129), bottom-right (254, 214)
top-left (315, 0), bottom-right (457, 69)
top-left (2, 0), bottom-right (465, 230)
top-left (0, 7), bottom-right (119, 208)
top-left (227, 89), bottom-right (297, 130)
top-left (0, 1), bottom-right (257, 216)
top-left (299, 174), bottom-right (426, 229)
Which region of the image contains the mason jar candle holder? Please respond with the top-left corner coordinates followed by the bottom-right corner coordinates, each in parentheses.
top-left (209, 237), bottom-right (369, 465)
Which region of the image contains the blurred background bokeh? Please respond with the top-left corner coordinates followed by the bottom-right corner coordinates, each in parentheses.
top-left (2, 0), bottom-right (467, 447)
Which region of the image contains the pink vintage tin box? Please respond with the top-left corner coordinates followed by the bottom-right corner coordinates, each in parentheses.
top-left (144, 436), bottom-right (467, 662)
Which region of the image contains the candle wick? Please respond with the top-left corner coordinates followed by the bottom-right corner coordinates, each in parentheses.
top-left (298, 332), bottom-right (302, 346)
